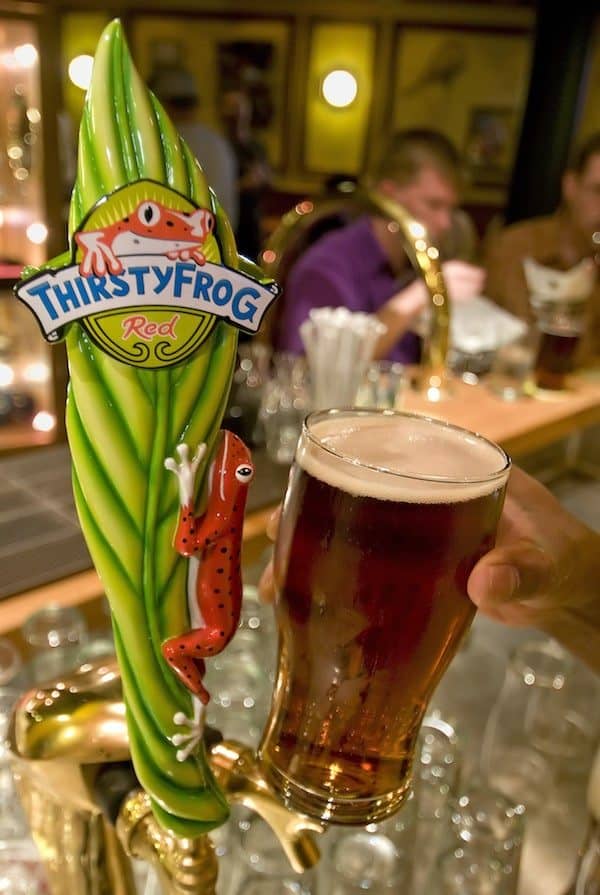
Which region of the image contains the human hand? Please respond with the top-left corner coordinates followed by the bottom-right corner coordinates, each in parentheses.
top-left (468, 466), bottom-right (600, 671)
top-left (258, 508), bottom-right (280, 604)
top-left (441, 260), bottom-right (485, 303)
top-left (258, 469), bottom-right (600, 670)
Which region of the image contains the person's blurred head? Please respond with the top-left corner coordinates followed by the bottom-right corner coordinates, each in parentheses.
top-left (148, 67), bottom-right (199, 121)
top-left (221, 90), bottom-right (252, 141)
top-left (562, 132), bottom-right (600, 242)
top-left (374, 129), bottom-right (463, 241)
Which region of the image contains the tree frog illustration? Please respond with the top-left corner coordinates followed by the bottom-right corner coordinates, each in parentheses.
top-left (163, 432), bottom-right (254, 760)
top-left (75, 200), bottom-right (214, 277)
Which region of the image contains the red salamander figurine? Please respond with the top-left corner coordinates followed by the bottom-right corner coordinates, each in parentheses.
top-left (162, 432), bottom-right (254, 706)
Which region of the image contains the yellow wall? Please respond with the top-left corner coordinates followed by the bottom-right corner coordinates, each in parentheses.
top-left (61, 13), bottom-right (110, 126)
top-left (303, 22), bottom-right (375, 176)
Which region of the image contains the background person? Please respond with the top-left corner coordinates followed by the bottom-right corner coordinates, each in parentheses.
top-left (484, 132), bottom-right (600, 360)
top-left (275, 129), bottom-right (484, 362)
top-left (149, 65), bottom-right (239, 229)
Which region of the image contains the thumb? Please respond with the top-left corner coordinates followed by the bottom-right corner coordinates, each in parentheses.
top-left (467, 543), bottom-right (555, 609)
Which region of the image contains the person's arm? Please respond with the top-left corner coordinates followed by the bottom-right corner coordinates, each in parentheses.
top-left (374, 278), bottom-right (428, 359)
top-left (374, 261), bottom-right (486, 360)
top-left (468, 466), bottom-right (600, 671)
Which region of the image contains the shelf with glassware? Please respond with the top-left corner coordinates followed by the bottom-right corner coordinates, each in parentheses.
top-left (0, 14), bottom-right (60, 452)
top-left (0, 279), bottom-right (57, 450)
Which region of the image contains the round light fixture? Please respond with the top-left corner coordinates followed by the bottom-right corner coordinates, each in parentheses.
top-left (26, 222), bottom-right (48, 245)
top-left (322, 70), bottom-right (358, 108)
top-left (68, 54), bottom-right (94, 91)
top-left (32, 411), bottom-right (56, 433)
top-left (13, 44), bottom-right (38, 68)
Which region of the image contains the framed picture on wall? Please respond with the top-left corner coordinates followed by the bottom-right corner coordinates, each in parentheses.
top-left (131, 16), bottom-right (290, 170)
top-left (391, 26), bottom-right (532, 193)
top-left (463, 106), bottom-right (517, 186)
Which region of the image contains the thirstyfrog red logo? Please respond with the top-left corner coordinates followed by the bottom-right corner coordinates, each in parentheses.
top-left (16, 180), bottom-right (280, 368)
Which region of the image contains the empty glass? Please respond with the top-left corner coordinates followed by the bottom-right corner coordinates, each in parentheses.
top-left (429, 633), bottom-right (505, 779)
top-left (416, 718), bottom-right (462, 824)
top-left (319, 791), bottom-right (417, 894)
top-left (429, 840), bottom-right (515, 895)
top-left (229, 813), bottom-right (316, 895)
top-left (204, 587), bottom-right (275, 747)
top-left (261, 353), bottom-right (310, 465)
top-left (486, 332), bottom-right (536, 401)
top-left (448, 784), bottom-right (525, 895)
top-left (481, 639), bottom-right (600, 807)
top-left (0, 639), bottom-right (23, 690)
top-left (413, 717), bottom-right (462, 891)
top-left (22, 604), bottom-right (87, 684)
top-left (224, 343), bottom-right (271, 446)
top-left (355, 361), bottom-right (405, 409)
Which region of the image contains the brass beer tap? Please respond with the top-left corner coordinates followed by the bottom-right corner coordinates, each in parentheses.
top-left (9, 658), bottom-right (322, 895)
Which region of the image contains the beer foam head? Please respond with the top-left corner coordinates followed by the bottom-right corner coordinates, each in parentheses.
top-left (297, 411), bottom-right (510, 503)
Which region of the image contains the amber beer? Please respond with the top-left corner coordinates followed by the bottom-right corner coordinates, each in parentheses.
top-left (534, 326), bottom-right (581, 390)
top-left (259, 410), bottom-right (510, 824)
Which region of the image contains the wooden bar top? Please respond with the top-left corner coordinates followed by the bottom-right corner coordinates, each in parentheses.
top-left (404, 372), bottom-right (600, 458)
top-left (2, 370), bottom-right (599, 634)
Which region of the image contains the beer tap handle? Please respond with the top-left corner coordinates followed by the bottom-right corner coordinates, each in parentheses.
top-left (210, 740), bottom-right (324, 873)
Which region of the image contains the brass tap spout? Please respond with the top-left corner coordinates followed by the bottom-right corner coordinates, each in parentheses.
top-left (210, 739), bottom-right (324, 873)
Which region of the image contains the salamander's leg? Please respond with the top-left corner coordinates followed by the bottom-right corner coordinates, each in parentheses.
top-left (162, 623), bottom-right (228, 701)
top-left (162, 639), bottom-right (211, 703)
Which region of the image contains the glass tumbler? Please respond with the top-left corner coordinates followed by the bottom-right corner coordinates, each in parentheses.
top-left (319, 791), bottom-right (418, 894)
top-left (448, 784), bottom-right (525, 894)
top-left (22, 604), bottom-right (87, 683)
top-left (0, 639), bottom-right (23, 690)
top-left (429, 840), bottom-right (516, 895)
top-left (481, 639), bottom-right (600, 806)
top-left (230, 813), bottom-right (316, 895)
top-left (413, 718), bottom-right (462, 890)
top-left (261, 353), bottom-right (310, 465)
top-left (355, 361), bottom-right (405, 409)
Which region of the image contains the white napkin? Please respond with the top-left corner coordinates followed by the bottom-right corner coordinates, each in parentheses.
top-left (450, 296), bottom-right (528, 354)
top-left (523, 257), bottom-right (596, 303)
top-left (417, 296), bottom-right (527, 354)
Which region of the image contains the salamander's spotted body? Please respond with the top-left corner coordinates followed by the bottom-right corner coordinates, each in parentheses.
top-left (162, 432), bottom-right (254, 704)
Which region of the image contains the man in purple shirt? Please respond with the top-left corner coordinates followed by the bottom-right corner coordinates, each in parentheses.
top-left (276, 130), bottom-right (484, 362)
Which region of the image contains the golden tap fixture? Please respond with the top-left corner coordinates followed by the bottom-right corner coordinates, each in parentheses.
top-left (9, 658), bottom-right (323, 895)
top-left (260, 188), bottom-right (451, 401)
top-left (363, 188), bottom-right (451, 401)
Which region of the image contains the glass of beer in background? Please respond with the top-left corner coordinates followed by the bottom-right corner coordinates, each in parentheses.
top-left (524, 256), bottom-right (596, 392)
top-left (258, 409), bottom-right (510, 825)
top-left (533, 304), bottom-right (586, 391)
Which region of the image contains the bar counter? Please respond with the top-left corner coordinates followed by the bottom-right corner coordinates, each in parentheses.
top-left (2, 368), bottom-right (599, 639)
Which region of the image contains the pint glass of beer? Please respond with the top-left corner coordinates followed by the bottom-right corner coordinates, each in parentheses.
top-left (258, 409), bottom-right (510, 824)
top-left (525, 257), bottom-right (595, 391)
top-left (534, 325), bottom-right (582, 390)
